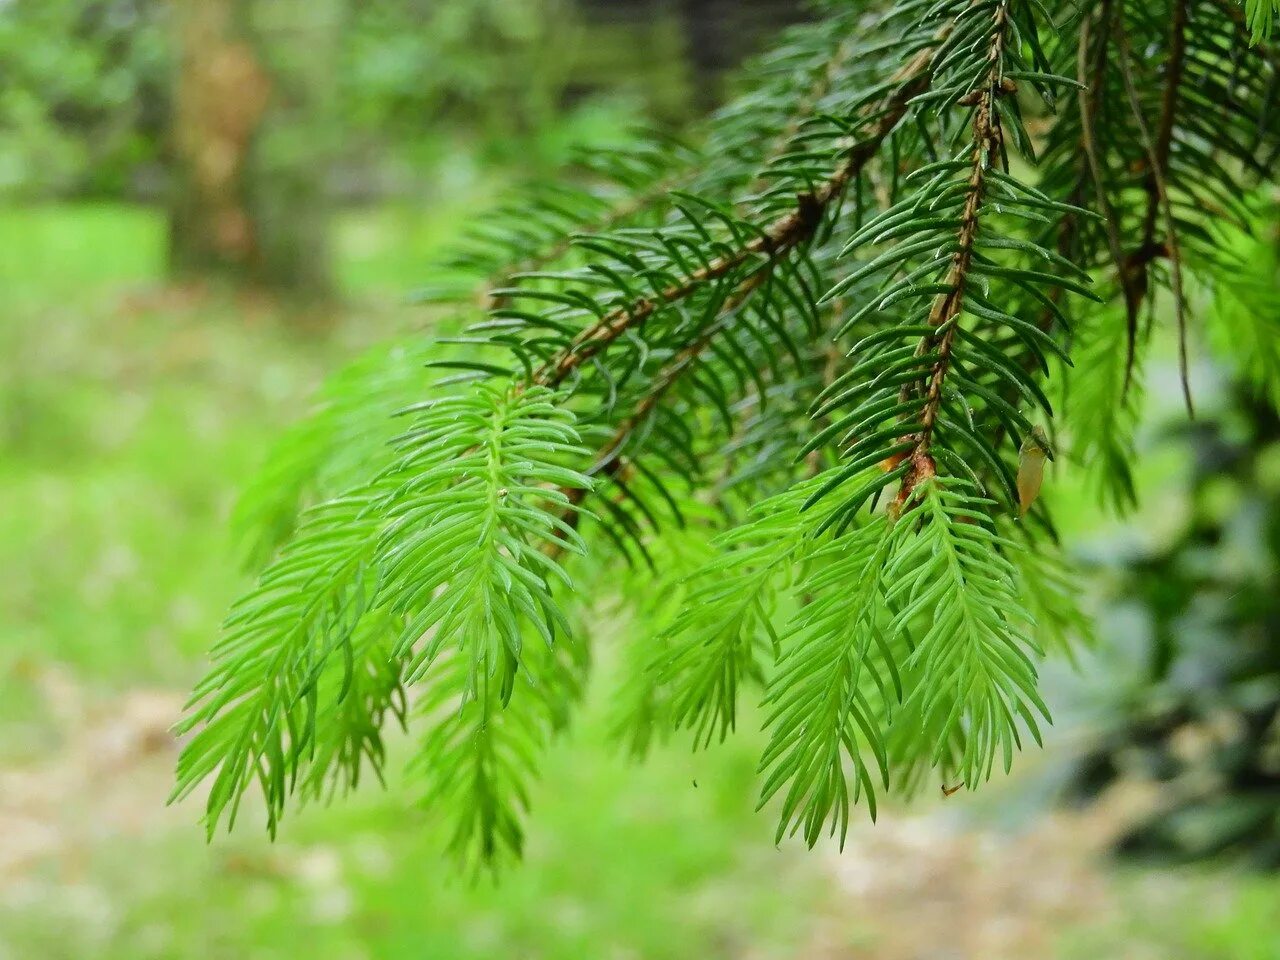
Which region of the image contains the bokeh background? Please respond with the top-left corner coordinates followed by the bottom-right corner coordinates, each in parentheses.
top-left (2, 2), bottom-right (1278, 957)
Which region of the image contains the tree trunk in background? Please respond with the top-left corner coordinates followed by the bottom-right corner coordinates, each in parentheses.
top-left (169, 0), bottom-right (338, 302)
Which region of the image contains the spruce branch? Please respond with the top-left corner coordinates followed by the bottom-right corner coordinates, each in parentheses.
top-left (175, 385), bottom-right (592, 839)
top-left (1114, 2), bottom-right (1195, 416)
top-left (896, 0), bottom-right (1013, 504)
top-left (378, 385), bottom-right (592, 698)
top-left (412, 625), bottom-right (587, 868)
top-left (529, 36), bottom-right (945, 390)
top-left (657, 479), bottom-right (826, 750)
top-left (810, 0), bottom-right (1091, 527)
top-left (177, 0), bottom-right (1280, 870)
top-left (757, 497), bottom-right (896, 846)
top-left (484, 162), bottom-right (697, 309)
top-left (1077, 0), bottom-right (1143, 385)
top-left (173, 494), bottom-right (385, 836)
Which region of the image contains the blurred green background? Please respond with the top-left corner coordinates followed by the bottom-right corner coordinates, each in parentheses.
top-left (1, 1), bottom-right (1278, 958)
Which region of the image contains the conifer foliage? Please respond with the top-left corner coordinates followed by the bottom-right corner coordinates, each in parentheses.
top-left (175, 0), bottom-right (1280, 867)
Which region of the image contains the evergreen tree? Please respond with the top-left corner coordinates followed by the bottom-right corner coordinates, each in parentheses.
top-left (173, 0), bottom-right (1280, 869)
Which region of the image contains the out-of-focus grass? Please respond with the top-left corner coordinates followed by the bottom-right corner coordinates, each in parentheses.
top-left (0, 198), bottom-right (488, 669)
top-left (3, 203), bottom-right (1280, 960)
top-left (0, 201), bottom-right (464, 733)
top-left (1060, 868), bottom-right (1280, 960)
top-left (0, 204), bottom-right (164, 301)
top-left (6, 696), bottom-right (837, 960)
top-left (0, 201), bottom-right (840, 960)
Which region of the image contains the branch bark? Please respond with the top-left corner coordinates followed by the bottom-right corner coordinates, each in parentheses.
top-left (530, 36), bottom-right (946, 389)
top-left (896, 1), bottom-right (1011, 505)
top-left (1115, 3), bottom-right (1194, 416)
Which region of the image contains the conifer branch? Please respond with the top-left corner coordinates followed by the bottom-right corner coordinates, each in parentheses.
top-left (1077, 0), bottom-right (1143, 386)
top-left (484, 168), bottom-right (694, 308)
top-left (896, 0), bottom-right (1011, 504)
top-left (531, 39), bottom-right (944, 389)
top-left (178, 0), bottom-right (1280, 870)
top-left (1116, 1), bottom-right (1195, 416)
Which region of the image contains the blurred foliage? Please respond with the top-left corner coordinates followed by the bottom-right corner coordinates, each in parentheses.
top-left (340, 0), bottom-right (686, 155)
top-left (0, 0), bottom-right (695, 201)
top-left (0, 0), bottom-right (170, 197)
top-left (1058, 206), bottom-right (1280, 866)
top-left (339, 0), bottom-right (581, 176)
top-left (1070, 387), bottom-right (1280, 866)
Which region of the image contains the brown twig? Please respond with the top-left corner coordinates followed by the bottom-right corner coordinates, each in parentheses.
top-left (1114, 6), bottom-right (1195, 417)
top-left (600, 272), bottom-right (773, 471)
top-left (1076, 0), bottom-right (1144, 389)
top-left (530, 37), bottom-right (947, 391)
top-left (531, 191), bottom-right (824, 388)
top-left (894, 1), bottom-right (1011, 506)
top-left (540, 23), bottom-right (958, 554)
top-left (543, 272), bottom-right (772, 559)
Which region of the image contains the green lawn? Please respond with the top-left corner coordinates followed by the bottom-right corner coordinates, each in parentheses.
top-left (0, 201), bottom-right (839, 960)
top-left (2, 203), bottom-right (1278, 960)
top-left (0, 200), bottom-right (472, 693)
